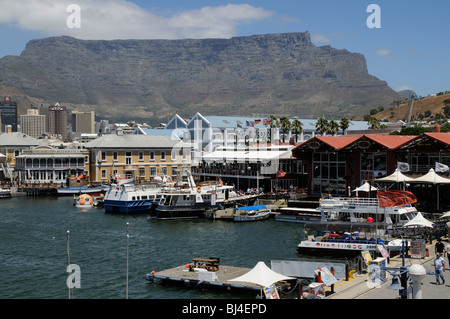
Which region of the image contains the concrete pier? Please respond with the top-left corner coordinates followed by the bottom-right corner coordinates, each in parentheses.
top-left (147, 265), bottom-right (262, 292)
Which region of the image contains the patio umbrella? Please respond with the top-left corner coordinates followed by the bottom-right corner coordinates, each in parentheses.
top-left (352, 182), bottom-right (377, 196)
top-left (403, 212), bottom-right (434, 228)
top-left (408, 169), bottom-right (450, 210)
top-left (373, 168), bottom-right (415, 183)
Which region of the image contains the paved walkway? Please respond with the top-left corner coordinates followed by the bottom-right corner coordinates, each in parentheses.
top-left (327, 240), bottom-right (450, 299)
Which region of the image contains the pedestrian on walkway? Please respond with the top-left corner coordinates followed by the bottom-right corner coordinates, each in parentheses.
top-left (433, 252), bottom-right (446, 285)
top-left (435, 238), bottom-right (445, 256)
top-left (446, 241), bottom-right (450, 268)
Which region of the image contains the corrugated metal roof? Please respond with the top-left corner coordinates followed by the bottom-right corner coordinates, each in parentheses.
top-left (0, 132), bottom-right (40, 146)
top-left (365, 135), bottom-right (416, 150)
top-left (84, 134), bottom-right (186, 149)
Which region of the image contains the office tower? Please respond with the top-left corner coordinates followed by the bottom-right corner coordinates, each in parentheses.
top-left (71, 111), bottom-right (95, 134)
top-left (0, 97), bottom-right (18, 132)
top-left (48, 104), bottom-right (68, 140)
top-left (20, 109), bottom-right (46, 138)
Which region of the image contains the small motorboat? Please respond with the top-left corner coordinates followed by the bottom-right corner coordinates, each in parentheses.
top-left (75, 194), bottom-right (94, 208)
top-left (233, 205), bottom-right (271, 222)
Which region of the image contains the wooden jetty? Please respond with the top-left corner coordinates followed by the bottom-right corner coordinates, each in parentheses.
top-left (147, 264), bottom-right (262, 292)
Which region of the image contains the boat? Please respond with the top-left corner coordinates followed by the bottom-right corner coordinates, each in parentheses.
top-left (57, 185), bottom-right (109, 196)
top-left (103, 183), bottom-right (161, 214)
top-left (274, 207), bottom-right (322, 223)
top-left (0, 187), bottom-right (12, 199)
top-left (297, 232), bottom-right (386, 258)
top-left (151, 173), bottom-right (259, 219)
top-left (74, 194), bottom-right (94, 208)
top-left (233, 205), bottom-right (271, 222)
top-left (300, 190), bottom-right (420, 234)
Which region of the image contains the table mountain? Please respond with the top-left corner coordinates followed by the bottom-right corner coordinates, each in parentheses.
top-left (0, 32), bottom-right (404, 120)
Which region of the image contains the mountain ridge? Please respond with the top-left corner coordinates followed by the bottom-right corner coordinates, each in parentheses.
top-left (0, 32), bottom-right (404, 121)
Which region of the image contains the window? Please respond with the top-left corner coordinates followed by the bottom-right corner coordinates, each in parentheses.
top-left (101, 151), bottom-right (107, 161)
top-left (138, 152), bottom-right (144, 161)
top-left (139, 167), bottom-right (145, 178)
top-left (101, 169), bottom-right (107, 179)
top-left (150, 151), bottom-right (155, 161)
top-left (171, 151), bottom-right (177, 161)
top-left (161, 151), bottom-right (166, 161)
top-left (161, 166), bottom-right (167, 176)
top-left (126, 152), bottom-right (132, 165)
top-left (150, 167), bottom-right (156, 176)
top-left (113, 152), bottom-right (118, 161)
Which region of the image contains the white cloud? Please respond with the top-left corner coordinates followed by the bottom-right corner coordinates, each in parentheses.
top-left (376, 48), bottom-right (394, 59)
top-left (0, 0), bottom-right (273, 40)
top-left (311, 33), bottom-right (332, 44)
top-left (395, 85), bottom-right (414, 92)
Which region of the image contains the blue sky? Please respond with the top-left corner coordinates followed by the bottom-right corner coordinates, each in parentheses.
top-left (0, 0), bottom-right (449, 97)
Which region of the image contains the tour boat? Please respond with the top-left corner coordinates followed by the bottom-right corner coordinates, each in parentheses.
top-left (297, 232), bottom-right (386, 258)
top-left (103, 183), bottom-right (162, 214)
top-left (300, 190), bottom-right (420, 233)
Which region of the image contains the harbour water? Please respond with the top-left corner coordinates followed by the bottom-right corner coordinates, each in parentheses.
top-left (0, 196), bottom-right (315, 299)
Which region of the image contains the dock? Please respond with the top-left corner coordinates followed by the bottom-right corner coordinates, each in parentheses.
top-left (147, 265), bottom-right (263, 292)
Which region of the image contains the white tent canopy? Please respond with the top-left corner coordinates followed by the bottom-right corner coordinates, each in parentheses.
top-left (228, 261), bottom-right (295, 288)
top-left (373, 168), bottom-right (416, 183)
top-left (439, 211), bottom-right (450, 219)
top-left (403, 212), bottom-right (434, 228)
top-left (352, 182), bottom-right (377, 193)
top-left (408, 168), bottom-right (450, 184)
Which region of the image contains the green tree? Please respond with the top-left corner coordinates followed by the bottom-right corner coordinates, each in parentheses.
top-left (339, 117), bottom-right (350, 135)
top-left (279, 116), bottom-right (292, 142)
top-left (327, 119), bottom-right (339, 136)
top-left (367, 116), bottom-right (381, 129)
top-left (316, 116), bottom-right (329, 135)
top-left (269, 115), bottom-right (279, 128)
top-left (291, 119), bottom-right (303, 142)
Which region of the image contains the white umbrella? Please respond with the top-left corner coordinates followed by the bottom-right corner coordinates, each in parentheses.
top-left (403, 212), bottom-right (434, 228)
top-left (352, 182), bottom-right (378, 193)
top-left (228, 261), bottom-right (295, 288)
top-left (373, 168), bottom-right (415, 183)
top-left (439, 211), bottom-right (450, 219)
top-left (408, 168), bottom-right (450, 184)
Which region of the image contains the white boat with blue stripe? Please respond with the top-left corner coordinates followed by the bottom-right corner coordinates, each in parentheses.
top-left (104, 183), bottom-right (161, 214)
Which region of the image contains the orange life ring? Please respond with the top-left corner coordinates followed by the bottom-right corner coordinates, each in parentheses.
top-left (196, 186), bottom-right (202, 193)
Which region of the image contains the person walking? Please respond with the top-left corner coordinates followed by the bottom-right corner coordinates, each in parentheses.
top-left (433, 252), bottom-right (446, 285)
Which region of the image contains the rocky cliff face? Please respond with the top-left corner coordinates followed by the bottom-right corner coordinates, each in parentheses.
top-left (0, 32), bottom-right (404, 120)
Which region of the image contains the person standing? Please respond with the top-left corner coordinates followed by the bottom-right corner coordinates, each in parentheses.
top-left (446, 241), bottom-right (450, 268)
top-left (435, 238), bottom-right (445, 256)
top-left (433, 252), bottom-right (446, 285)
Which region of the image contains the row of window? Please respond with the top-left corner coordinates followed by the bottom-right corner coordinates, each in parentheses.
top-left (99, 150), bottom-right (188, 162)
top-left (100, 166), bottom-right (189, 179)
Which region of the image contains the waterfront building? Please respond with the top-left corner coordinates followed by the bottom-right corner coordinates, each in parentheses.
top-left (0, 97), bottom-right (18, 132)
top-left (83, 129), bottom-right (191, 183)
top-left (0, 132), bottom-right (40, 181)
top-left (14, 145), bottom-right (89, 184)
top-left (292, 130), bottom-right (450, 212)
top-left (71, 111), bottom-right (95, 134)
top-left (20, 109), bottom-right (46, 138)
top-left (47, 104), bottom-right (68, 141)
top-left (193, 142), bottom-right (306, 192)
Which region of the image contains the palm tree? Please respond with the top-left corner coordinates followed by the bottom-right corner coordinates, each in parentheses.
top-left (291, 119), bottom-right (303, 142)
top-left (339, 117), bottom-right (350, 135)
top-left (368, 116), bottom-right (381, 129)
top-left (279, 116), bottom-right (292, 142)
top-left (327, 119), bottom-right (339, 136)
top-left (269, 115), bottom-right (279, 128)
top-left (316, 116), bottom-right (329, 136)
